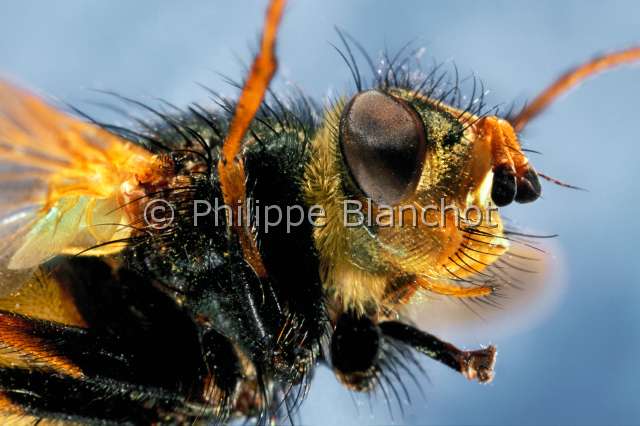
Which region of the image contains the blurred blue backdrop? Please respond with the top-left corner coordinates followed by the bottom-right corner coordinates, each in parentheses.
top-left (1, 1), bottom-right (638, 425)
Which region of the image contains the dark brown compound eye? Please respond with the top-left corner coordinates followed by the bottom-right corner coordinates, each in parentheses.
top-left (339, 90), bottom-right (428, 205)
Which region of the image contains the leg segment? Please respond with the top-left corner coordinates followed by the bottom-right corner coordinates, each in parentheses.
top-left (380, 321), bottom-right (496, 383)
top-left (330, 312), bottom-right (496, 397)
top-left (330, 312), bottom-right (381, 391)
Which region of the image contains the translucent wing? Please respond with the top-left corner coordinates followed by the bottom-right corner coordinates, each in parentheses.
top-left (0, 82), bottom-right (163, 295)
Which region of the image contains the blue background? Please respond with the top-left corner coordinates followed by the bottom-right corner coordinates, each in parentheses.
top-left (1, 1), bottom-right (638, 425)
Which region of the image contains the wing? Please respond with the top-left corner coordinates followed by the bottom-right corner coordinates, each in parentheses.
top-left (0, 82), bottom-right (164, 295)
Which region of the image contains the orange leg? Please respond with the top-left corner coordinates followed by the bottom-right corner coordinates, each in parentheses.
top-left (216, 0), bottom-right (286, 278)
top-left (512, 47), bottom-right (640, 132)
top-left (414, 276), bottom-right (494, 298)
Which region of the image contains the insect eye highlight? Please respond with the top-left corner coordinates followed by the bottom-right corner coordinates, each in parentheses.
top-left (339, 90), bottom-right (428, 205)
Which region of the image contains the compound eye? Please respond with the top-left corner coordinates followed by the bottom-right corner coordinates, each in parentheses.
top-left (339, 90), bottom-right (427, 205)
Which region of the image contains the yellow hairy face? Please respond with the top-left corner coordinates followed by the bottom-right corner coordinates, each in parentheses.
top-left (304, 89), bottom-right (507, 314)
